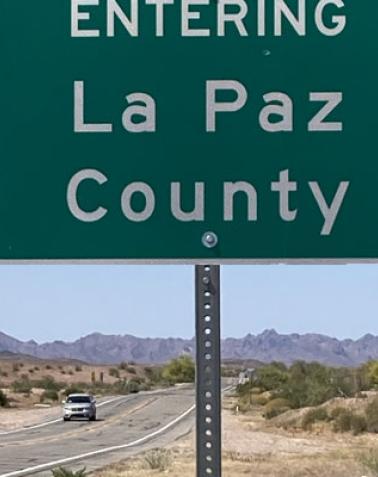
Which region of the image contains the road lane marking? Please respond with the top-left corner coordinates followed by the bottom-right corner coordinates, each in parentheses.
top-left (3, 397), bottom-right (158, 447)
top-left (0, 404), bottom-right (195, 477)
top-left (0, 396), bottom-right (128, 436)
top-left (0, 388), bottom-right (190, 437)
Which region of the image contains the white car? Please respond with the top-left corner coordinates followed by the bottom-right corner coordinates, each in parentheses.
top-left (62, 394), bottom-right (97, 421)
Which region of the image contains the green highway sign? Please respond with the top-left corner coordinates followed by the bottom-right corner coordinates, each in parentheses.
top-left (0, 0), bottom-right (375, 261)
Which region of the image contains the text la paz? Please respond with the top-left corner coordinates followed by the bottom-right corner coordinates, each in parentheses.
top-left (74, 81), bottom-right (343, 133)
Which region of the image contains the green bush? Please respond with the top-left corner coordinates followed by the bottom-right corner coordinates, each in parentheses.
top-left (264, 398), bottom-right (291, 419)
top-left (34, 376), bottom-right (63, 392)
top-left (333, 409), bottom-right (353, 433)
top-left (64, 385), bottom-right (85, 396)
top-left (350, 414), bottom-right (367, 435)
top-left (40, 390), bottom-right (59, 402)
top-left (109, 368), bottom-right (120, 378)
top-left (0, 390), bottom-right (9, 407)
top-left (51, 467), bottom-right (87, 477)
top-left (255, 363), bottom-right (288, 392)
top-left (127, 379), bottom-right (140, 393)
top-left (111, 378), bottom-right (140, 395)
top-left (144, 366), bottom-right (164, 385)
top-left (302, 407), bottom-right (329, 430)
top-left (366, 397), bottom-right (378, 433)
top-left (161, 356), bottom-right (195, 385)
top-left (12, 376), bottom-right (32, 394)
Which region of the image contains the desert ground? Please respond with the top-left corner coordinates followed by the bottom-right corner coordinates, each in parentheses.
top-left (92, 394), bottom-right (378, 477)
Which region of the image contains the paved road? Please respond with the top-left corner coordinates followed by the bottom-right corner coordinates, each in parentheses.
top-left (0, 386), bottom-right (195, 477)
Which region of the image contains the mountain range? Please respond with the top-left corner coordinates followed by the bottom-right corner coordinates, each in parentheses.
top-left (0, 329), bottom-right (377, 366)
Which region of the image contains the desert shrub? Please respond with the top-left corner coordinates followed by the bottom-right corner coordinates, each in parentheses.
top-left (0, 390), bottom-right (9, 407)
top-left (277, 362), bottom-right (356, 409)
top-left (34, 376), bottom-right (62, 392)
top-left (12, 376), bottom-right (32, 394)
top-left (333, 409), bottom-right (353, 433)
top-left (126, 379), bottom-right (140, 393)
top-left (144, 366), bottom-right (164, 385)
top-left (64, 385), bottom-right (85, 396)
top-left (12, 363), bottom-right (20, 372)
top-left (111, 378), bottom-right (140, 395)
top-left (127, 366), bottom-right (136, 375)
top-left (34, 366), bottom-right (40, 371)
top-left (330, 407), bottom-right (346, 420)
top-left (40, 390), bottom-right (59, 402)
top-left (302, 407), bottom-right (329, 430)
top-left (161, 356), bottom-right (195, 385)
top-left (51, 467), bottom-right (87, 477)
top-left (236, 381), bottom-right (253, 396)
top-left (143, 449), bottom-right (172, 471)
top-left (111, 379), bottom-right (129, 395)
top-left (109, 368), bottom-right (120, 378)
top-left (28, 368), bottom-right (34, 374)
top-left (75, 365), bottom-right (82, 372)
top-left (119, 361), bottom-right (128, 370)
top-left (255, 363), bottom-right (288, 392)
top-left (366, 397), bottom-right (378, 433)
top-left (45, 364), bottom-right (53, 370)
top-left (1, 371), bottom-right (8, 377)
top-left (350, 414), bottom-right (367, 435)
top-left (264, 398), bottom-right (291, 419)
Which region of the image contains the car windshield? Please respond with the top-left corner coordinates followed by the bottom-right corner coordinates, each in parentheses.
top-left (66, 396), bottom-right (91, 404)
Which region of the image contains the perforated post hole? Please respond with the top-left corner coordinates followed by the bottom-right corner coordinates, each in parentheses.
top-left (195, 265), bottom-right (221, 477)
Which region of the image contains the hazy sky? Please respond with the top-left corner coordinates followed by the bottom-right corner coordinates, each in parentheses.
top-left (0, 264), bottom-right (377, 343)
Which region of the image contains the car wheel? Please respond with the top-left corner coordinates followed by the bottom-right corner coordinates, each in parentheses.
top-left (63, 417), bottom-right (70, 422)
top-left (89, 414), bottom-right (96, 421)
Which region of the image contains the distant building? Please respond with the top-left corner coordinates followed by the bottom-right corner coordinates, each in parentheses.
top-left (238, 368), bottom-right (256, 385)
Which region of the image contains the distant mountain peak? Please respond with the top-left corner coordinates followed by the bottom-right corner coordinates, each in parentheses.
top-left (0, 329), bottom-right (377, 366)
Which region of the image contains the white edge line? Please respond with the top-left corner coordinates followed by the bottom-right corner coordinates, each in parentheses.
top-left (0, 396), bottom-right (127, 436)
top-left (0, 404), bottom-right (196, 477)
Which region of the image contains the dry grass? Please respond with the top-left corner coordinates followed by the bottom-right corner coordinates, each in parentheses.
top-left (92, 448), bottom-right (368, 477)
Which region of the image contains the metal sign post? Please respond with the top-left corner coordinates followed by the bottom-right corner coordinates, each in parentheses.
top-left (196, 265), bottom-right (221, 477)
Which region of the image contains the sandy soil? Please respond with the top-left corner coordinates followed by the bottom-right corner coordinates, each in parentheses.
top-left (0, 405), bottom-right (61, 432)
top-left (92, 402), bottom-right (377, 477)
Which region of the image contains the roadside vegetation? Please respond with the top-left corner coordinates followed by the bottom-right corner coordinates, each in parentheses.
top-left (51, 467), bottom-right (87, 477)
top-left (0, 355), bottom-right (195, 410)
top-left (0, 389), bottom-right (9, 407)
top-left (236, 359), bottom-right (378, 436)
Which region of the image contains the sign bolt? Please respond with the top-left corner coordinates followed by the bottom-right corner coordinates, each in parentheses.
top-left (202, 232), bottom-right (218, 249)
